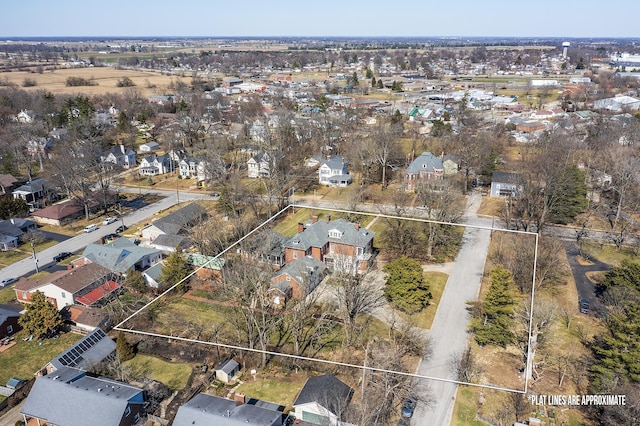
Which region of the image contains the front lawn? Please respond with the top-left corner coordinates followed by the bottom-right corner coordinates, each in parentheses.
top-left (124, 354), bottom-right (192, 390)
top-left (0, 331), bottom-right (82, 385)
top-left (0, 286), bottom-right (16, 304)
top-left (0, 239), bottom-right (59, 266)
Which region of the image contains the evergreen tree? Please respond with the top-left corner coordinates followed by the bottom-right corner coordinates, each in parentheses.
top-left (125, 269), bottom-right (147, 293)
top-left (115, 330), bottom-right (135, 361)
top-left (18, 291), bottom-right (64, 339)
top-left (383, 257), bottom-right (431, 314)
top-left (365, 68), bottom-right (373, 79)
top-left (548, 165), bottom-right (588, 225)
top-left (371, 77), bottom-right (376, 88)
top-left (600, 260), bottom-right (640, 294)
top-left (158, 246), bottom-right (191, 290)
top-left (377, 79), bottom-right (384, 89)
top-left (470, 266), bottom-right (516, 348)
top-left (351, 71), bottom-right (359, 86)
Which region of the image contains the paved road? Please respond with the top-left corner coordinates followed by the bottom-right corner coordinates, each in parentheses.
top-left (412, 193), bottom-right (492, 426)
top-left (0, 188), bottom-right (205, 283)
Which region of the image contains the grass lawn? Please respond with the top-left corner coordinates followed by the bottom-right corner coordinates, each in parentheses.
top-left (405, 272), bottom-right (448, 330)
top-left (0, 239), bottom-right (59, 266)
top-left (578, 241), bottom-right (637, 267)
top-left (451, 386), bottom-right (487, 426)
top-left (0, 286), bottom-right (16, 304)
top-left (0, 331), bottom-right (82, 385)
top-left (124, 354), bottom-right (192, 390)
top-left (235, 373), bottom-right (307, 409)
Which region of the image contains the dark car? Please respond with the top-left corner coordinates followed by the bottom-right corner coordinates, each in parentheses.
top-left (53, 252), bottom-right (73, 262)
top-left (401, 399), bottom-right (416, 418)
top-left (115, 225), bottom-right (128, 233)
top-left (580, 299), bottom-right (590, 314)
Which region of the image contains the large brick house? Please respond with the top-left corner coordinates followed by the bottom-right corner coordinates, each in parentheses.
top-left (405, 151), bottom-right (444, 191)
top-left (283, 216), bottom-right (375, 274)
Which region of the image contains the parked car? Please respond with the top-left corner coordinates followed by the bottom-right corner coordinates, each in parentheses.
top-left (580, 299), bottom-right (590, 314)
top-left (104, 233), bottom-right (120, 241)
top-left (0, 277), bottom-right (18, 288)
top-left (115, 225), bottom-right (128, 233)
top-left (53, 252), bottom-right (73, 262)
top-left (103, 217), bottom-right (117, 225)
top-left (401, 399), bottom-right (416, 418)
top-left (210, 192), bottom-right (220, 200)
top-left (415, 205), bottom-right (427, 210)
top-left (84, 224), bottom-right (98, 233)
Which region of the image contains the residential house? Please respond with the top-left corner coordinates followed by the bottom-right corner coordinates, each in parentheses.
top-left (138, 154), bottom-right (173, 176)
top-left (405, 152), bottom-right (444, 191)
top-left (269, 256), bottom-right (328, 306)
top-left (442, 154), bottom-right (460, 175)
top-left (179, 157), bottom-right (208, 181)
top-left (17, 109), bottom-right (35, 123)
top-left (31, 198), bottom-right (85, 226)
top-left (138, 141), bottom-right (160, 153)
top-left (187, 253), bottom-right (225, 280)
top-left (141, 202), bottom-right (207, 244)
top-left (215, 359), bottom-right (240, 384)
top-left (0, 221), bottom-right (24, 251)
top-left (515, 121), bottom-right (546, 133)
top-left (0, 304), bottom-right (22, 339)
top-left (239, 230), bottom-right (287, 269)
top-left (14, 263), bottom-right (121, 309)
top-left (12, 178), bottom-right (51, 205)
top-left (148, 234), bottom-right (191, 253)
top-left (293, 375), bottom-right (353, 426)
top-left (63, 305), bottom-right (111, 334)
top-left (22, 366), bottom-right (146, 426)
top-left (318, 156), bottom-right (351, 187)
top-left (27, 137), bottom-right (56, 160)
top-left (142, 262), bottom-right (164, 289)
top-left (490, 172), bottom-right (524, 197)
top-left (77, 238), bottom-right (162, 274)
top-left (247, 151), bottom-right (272, 178)
top-left (284, 216), bottom-right (375, 274)
top-left (173, 393), bottom-right (285, 426)
top-left (0, 174), bottom-right (18, 196)
top-left (42, 328), bottom-right (116, 375)
top-left (102, 144), bottom-right (136, 169)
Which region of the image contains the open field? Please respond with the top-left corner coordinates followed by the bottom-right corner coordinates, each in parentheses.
top-left (0, 67), bottom-right (183, 97)
top-left (0, 331), bottom-right (82, 385)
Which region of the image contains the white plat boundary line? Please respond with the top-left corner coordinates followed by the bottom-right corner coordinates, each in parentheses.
top-left (114, 203), bottom-right (538, 395)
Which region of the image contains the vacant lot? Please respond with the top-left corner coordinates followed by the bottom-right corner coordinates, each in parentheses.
top-left (1, 67), bottom-right (182, 97)
top-left (124, 354), bottom-right (192, 390)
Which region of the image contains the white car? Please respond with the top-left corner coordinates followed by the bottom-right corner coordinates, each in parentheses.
top-left (103, 217), bottom-right (117, 225)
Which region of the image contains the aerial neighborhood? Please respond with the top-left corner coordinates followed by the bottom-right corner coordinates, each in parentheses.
top-left (0, 36), bottom-right (639, 426)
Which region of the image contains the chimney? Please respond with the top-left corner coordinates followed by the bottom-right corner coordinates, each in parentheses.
top-left (312, 215), bottom-right (318, 223)
top-left (297, 223), bottom-right (304, 234)
top-left (326, 214), bottom-right (331, 223)
top-left (234, 393), bottom-right (246, 404)
top-left (354, 222), bottom-right (360, 230)
top-left (100, 237), bottom-right (105, 245)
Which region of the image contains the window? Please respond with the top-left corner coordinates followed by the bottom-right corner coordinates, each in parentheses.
top-left (292, 251), bottom-right (297, 259)
top-left (357, 247), bottom-right (364, 257)
top-left (328, 230), bottom-right (342, 239)
top-left (61, 292), bottom-right (66, 298)
top-left (7, 325), bottom-right (13, 334)
top-left (124, 406), bottom-right (132, 417)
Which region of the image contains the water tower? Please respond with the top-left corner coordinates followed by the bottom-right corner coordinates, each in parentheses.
top-left (562, 41), bottom-right (570, 59)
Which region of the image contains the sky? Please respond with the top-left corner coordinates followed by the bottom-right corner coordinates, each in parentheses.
top-left (1, 0), bottom-right (638, 39)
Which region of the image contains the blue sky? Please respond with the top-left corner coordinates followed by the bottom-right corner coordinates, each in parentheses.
top-left (1, 0), bottom-right (638, 38)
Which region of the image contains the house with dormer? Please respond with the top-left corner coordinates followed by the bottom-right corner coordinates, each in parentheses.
top-left (179, 157), bottom-right (209, 181)
top-left (102, 144), bottom-right (136, 169)
top-left (77, 238), bottom-right (162, 274)
top-left (247, 151), bottom-right (272, 178)
top-left (405, 151), bottom-right (444, 191)
top-left (269, 256), bottom-right (329, 306)
top-left (318, 156), bottom-right (351, 187)
top-left (139, 154), bottom-right (173, 176)
top-left (284, 216), bottom-right (375, 273)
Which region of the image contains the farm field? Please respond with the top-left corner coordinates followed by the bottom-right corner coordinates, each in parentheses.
top-left (0, 66), bottom-right (183, 97)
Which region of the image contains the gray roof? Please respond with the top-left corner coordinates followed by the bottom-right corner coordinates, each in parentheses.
top-left (0, 221), bottom-right (23, 238)
top-left (405, 152), bottom-right (444, 174)
top-left (284, 218), bottom-right (374, 252)
top-left (143, 261), bottom-right (165, 282)
top-left (83, 238), bottom-right (161, 274)
top-left (152, 202), bottom-right (207, 235)
top-left (173, 393), bottom-right (283, 426)
top-left (151, 233), bottom-right (190, 250)
top-left (13, 178), bottom-right (48, 194)
top-left (48, 328), bottom-right (115, 371)
top-left (217, 359), bottom-right (239, 375)
top-left (272, 257), bottom-right (328, 294)
top-left (0, 304), bottom-right (21, 325)
top-left (22, 366), bottom-right (143, 426)
top-left (491, 172), bottom-right (523, 184)
top-left (321, 155), bottom-right (348, 171)
top-left (294, 374), bottom-right (353, 415)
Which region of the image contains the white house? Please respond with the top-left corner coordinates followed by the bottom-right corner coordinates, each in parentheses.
top-left (102, 145), bottom-right (136, 169)
top-left (179, 158), bottom-right (208, 181)
top-left (139, 154), bottom-right (173, 176)
top-left (17, 110), bottom-right (35, 123)
top-left (318, 156), bottom-right (351, 187)
top-left (139, 141), bottom-right (160, 153)
top-left (293, 375), bottom-right (353, 425)
top-left (247, 151), bottom-right (272, 178)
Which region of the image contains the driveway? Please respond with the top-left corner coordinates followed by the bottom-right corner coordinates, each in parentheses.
top-left (0, 401), bottom-right (24, 426)
top-left (563, 241), bottom-right (610, 316)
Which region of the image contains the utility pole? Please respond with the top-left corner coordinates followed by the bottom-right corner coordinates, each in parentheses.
top-left (30, 235), bottom-right (39, 273)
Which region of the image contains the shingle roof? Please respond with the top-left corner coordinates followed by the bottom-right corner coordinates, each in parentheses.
top-left (151, 234), bottom-right (190, 250)
top-left (22, 366), bottom-right (143, 426)
top-left (14, 263), bottom-right (111, 294)
top-left (294, 374), bottom-right (353, 416)
top-left (405, 152), bottom-right (444, 174)
top-left (321, 155), bottom-right (347, 170)
top-left (173, 393), bottom-right (283, 426)
top-left (491, 172), bottom-right (523, 184)
top-left (217, 359), bottom-right (239, 375)
top-left (0, 304), bottom-right (21, 325)
top-left (48, 328), bottom-right (116, 371)
top-left (284, 218), bottom-right (374, 251)
top-left (272, 257), bottom-right (328, 293)
top-left (152, 202), bottom-right (207, 235)
top-left (83, 238), bottom-right (161, 273)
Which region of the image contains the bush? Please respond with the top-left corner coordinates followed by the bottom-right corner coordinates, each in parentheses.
top-left (65, 76), bottom-right (98, 87)
top-left (22, 77), bottom-right (37, 87)
top-left (117, 76), bottom-right (136, 87)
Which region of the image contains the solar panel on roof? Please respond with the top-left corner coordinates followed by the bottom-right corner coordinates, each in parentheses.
top-left (70, 348), bottom-right (80, 358)
top-left (59, 357), bottom-right (69, 366)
